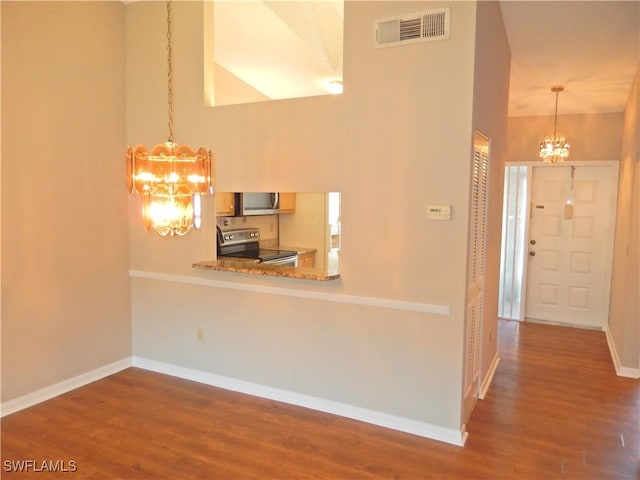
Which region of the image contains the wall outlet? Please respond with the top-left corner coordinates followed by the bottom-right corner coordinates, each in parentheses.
top-left (197, 328), bottom-right (205, 343)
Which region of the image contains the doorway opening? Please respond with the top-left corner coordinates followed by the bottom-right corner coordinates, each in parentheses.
top-left (498, 162), bottom-right (618, 330)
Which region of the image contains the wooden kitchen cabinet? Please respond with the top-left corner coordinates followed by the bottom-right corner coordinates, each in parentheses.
top-left (215, 192), bottom-right (235, 216)
top-left (279, 193), bottom-right (296, 213)
top-left (298, 252), bottom-right (315, 268)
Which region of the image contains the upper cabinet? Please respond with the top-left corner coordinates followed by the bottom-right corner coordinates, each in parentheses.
top-left (279, 192), bottom-right (296, 213)
top-left (215, 192), bottom-right (236, 216)
top-left (215, 192), bottom-right (296, 216)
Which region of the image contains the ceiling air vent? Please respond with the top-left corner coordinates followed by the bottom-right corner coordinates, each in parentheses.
top-left (374, 8), bottom-right (450, 49)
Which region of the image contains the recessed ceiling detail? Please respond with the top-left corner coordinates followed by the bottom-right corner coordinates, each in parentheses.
top-left (213, 1), bottom-right (344, 103)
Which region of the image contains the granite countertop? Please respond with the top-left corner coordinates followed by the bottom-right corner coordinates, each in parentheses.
top-left (193, 259), bottom-right (340, 281)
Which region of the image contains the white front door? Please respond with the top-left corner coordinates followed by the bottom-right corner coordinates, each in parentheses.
top-left (525, 165), bottom-right (617, 328)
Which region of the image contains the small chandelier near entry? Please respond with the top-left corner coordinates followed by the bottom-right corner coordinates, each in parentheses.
top-left (539, 85), bottom-right (570, 164)
top-left (126, 1), bottom-right (213, 237)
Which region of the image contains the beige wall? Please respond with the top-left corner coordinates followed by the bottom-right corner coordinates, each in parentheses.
top-left (507, 113), bottom-right (623, 163)
top-left (470, 0), bottom-right (510, 406)
top-left (0, 0), bottom-right (511, 437)
top-left (127, 0), bottom-right (482, 435)
top-left (1, 2), bottom-right (132, 402)
top-left (609, 64), bottom-right (640, 372)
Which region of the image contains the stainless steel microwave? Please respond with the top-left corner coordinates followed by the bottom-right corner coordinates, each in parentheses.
top-left (235, 192), bottom-right (280, 216)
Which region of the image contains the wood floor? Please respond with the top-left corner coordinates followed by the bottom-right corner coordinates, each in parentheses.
top-left (2, 320), bottom-right (638, 479)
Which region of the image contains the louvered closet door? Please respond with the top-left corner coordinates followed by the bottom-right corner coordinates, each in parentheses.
top-left (463, 131), bottom-right (489, 423)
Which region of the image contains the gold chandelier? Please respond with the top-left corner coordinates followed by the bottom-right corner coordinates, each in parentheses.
top-left (539, 85), bottom-right (570, 164)
top-left (126, 1), bottom-right (213, 237)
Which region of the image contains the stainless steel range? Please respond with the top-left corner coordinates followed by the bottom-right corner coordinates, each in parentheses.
top-left (216, 227), bottom-right (298, 267)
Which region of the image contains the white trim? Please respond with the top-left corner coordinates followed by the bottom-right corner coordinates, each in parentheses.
top-left (0, 358), bottom-right (132, 417)
top-left (478, 353), bottom-right (500, 399)
top-left (132, 356), bottom-right (467, 447)
top-left (129, 270), bottom-right (451, 316)
top-left (604, 326), bottom-right (640, 379)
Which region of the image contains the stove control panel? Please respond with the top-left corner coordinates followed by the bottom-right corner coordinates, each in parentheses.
top-left (219, 228), bottom-right (261, 246)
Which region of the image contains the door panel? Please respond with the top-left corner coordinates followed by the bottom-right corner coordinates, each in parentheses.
top-left (525, 165), bottom-right (617, 328)
top-left (463, 132), bottom-right (489, 423)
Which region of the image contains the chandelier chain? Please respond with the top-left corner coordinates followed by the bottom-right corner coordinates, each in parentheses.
top-left (166, 0), bottom-right (174, 143)
top-left (553, 90), bottom-right (559, 138)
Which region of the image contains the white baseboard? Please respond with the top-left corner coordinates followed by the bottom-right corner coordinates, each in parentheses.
top-left (604, 326), bottom-right (640, 379)
top-left (132, 356), bottom-right (467, 447)
top-left (478, 353), bottom-right (500, 400)
top-left (0, 358), bottom-right (132, 418)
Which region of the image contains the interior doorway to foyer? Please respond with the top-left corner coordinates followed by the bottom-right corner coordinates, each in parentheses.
top-left (498, 162), bottom-right (619, 330)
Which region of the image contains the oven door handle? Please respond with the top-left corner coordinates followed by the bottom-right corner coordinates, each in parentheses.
top-left (262, 255), bottom-right (297, 267)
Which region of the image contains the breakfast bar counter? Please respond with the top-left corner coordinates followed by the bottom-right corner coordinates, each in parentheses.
top-left (193, 259), bottom-right (340, 281)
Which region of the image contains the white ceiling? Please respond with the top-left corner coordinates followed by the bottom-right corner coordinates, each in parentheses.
top-left (501, 0), bottom-right (640, 117)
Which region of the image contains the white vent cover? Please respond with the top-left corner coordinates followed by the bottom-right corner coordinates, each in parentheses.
top-left (374, 8), bottom-right (450, 48)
